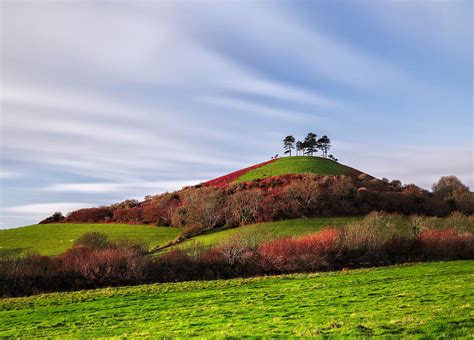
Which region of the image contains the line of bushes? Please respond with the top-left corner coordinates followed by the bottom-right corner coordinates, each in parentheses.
top-left (2, 213), bottom-right (473, 297)
top-left (42, 175), bottom-right (473, 243)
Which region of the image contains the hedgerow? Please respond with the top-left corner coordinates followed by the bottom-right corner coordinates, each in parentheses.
top-left (2, 213), bottom-right (473, 297)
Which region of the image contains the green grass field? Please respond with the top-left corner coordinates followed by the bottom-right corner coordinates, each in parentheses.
top-left (175, 216), bottom-right (362, 251)
top-left (236, 156), bottom-right (356, 183)
top-left (1, 260), bottom-right (472, 337)
top-left (0, 223), bottom-right (180, 256)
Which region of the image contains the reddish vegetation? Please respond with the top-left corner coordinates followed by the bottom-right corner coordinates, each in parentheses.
top-left (47, 173), bottom-right (458, 232)
top-left (419, 229), bottom-right (474, 260)
top-left (202, 159), bottom-right (277, 187)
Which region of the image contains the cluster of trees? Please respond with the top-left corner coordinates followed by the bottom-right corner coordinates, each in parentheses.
top-left (44, 175), bottom-right (473, 243)
top-left (283, 133), bottom-right (336, 160)
top-left (3, 212), bottom-right (473, 297)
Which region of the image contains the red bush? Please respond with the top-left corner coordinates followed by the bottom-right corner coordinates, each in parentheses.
top-left (258, 228), bottom-right (340, 273)
top-left (418, 229), bottom-right (474, 260)
top-left (59, 243), bottom-right (147, 283)
top-left (66, 207), bottom-right (113, 222)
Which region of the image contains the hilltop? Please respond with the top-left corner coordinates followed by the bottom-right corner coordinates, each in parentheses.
top-left (203, 156), bottom-right (368, 187)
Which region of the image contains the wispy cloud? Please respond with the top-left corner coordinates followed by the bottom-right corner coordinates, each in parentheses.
top-left (44, 180), bottom-right (203, 194)
top-left (1, 202), bottom-right (96, 228)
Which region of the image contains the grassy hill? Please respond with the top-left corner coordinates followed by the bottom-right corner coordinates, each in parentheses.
top-left (0, 223), bottom-right (180, 257)
top-left (204, 156), bottom-right (367, 187)
top-left (1, 260), bottom-right (472, 337)
top-left (236, 156), bottom-right (362, 183)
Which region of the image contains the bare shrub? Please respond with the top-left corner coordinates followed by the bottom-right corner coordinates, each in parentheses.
top-left (443, 211), bottom-right (474, 233)
top-left (284, 174), bottom-right (323, 215)
top-left (215, 232), bottom-right (265, 265)
top-left (178, 187), bottom-right (227, 235)
top-left (229, 189), bottom-right (263, 225)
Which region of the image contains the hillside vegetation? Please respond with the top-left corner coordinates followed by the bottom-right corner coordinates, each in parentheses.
top-left (0, 223), bottom-right (180, 256)
top-left (1, 261), bottom-right (472, 337)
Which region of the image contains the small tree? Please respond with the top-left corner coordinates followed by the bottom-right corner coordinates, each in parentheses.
top-left (432, 176), bottom-right (469, 200)
top-left (303, 133), bottom-right (317, 156)
top-left (283, 135), bottom-right (296, 156)
top-left (295, 141), bottom-right (304, 156)
top-left (328, 154), bottom-right (338, 162)
top-left (317, 135), bottom-right (331, 158)
top-left (432, 176), bottom-right (472, 213)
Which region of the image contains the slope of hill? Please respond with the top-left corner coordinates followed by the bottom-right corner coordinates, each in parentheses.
top-left (1, 260), bottom-right (472, 337)
top-left (203, 156), bottom-right (367, 187)
top-left (203, 159), bottom-right (277, 187)
top-left (172, 216), bottom-right (362, 251)
top-left (0, 223), bottom-right (180, 257)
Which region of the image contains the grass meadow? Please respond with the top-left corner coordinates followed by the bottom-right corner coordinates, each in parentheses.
top-left (0, 260), bottom-right (472, 337)
top-left (0, 223), bottom-right (180, 256)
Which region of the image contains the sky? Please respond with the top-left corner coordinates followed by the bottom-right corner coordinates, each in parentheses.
top-left (0, 1), bottom-right (472, 229)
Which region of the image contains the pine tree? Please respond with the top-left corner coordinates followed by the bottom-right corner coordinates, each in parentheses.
top-left (283, 135), bottom-right (296, 156)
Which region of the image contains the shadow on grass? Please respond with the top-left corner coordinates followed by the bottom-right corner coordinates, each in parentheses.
top-left (0, 247), bottom-right (30, 258)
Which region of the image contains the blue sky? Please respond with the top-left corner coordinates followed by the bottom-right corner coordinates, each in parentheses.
top-left (0, 1), bottom-right (472, 228)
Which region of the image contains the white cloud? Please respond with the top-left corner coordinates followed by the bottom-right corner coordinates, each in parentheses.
top-left (44, 180), bottom-right (203, 194)
top-left (2, 202), bottom-right (94, 215)
top-left (200, 95), bottom-right (310, 121)
top-left (0, 202), bottom-right (95, 229)
top-left (0, 169), bottom-right (21, 179)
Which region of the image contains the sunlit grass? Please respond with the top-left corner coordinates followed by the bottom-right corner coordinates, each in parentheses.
top-left (1, 260), bottom-right (472, 337)
top-left (235, 156), bottom-right (353, 183)
top-left (0, 223), bottom-right (180, 256)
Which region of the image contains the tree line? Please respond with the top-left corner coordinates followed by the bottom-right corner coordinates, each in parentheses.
top-left (283, 133), bottom-right (337, 161)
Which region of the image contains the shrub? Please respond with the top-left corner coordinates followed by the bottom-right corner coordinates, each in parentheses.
top-left (74, 232), bottom-right (110, 250)
top-left (66, 207), bottom-right (113, 222)
top-left (258, 228), bottom-right (340, 273)
top-left (418, 229), bottom-right (474, 260)
top-left (337, 212), bottom-right (397, 264)
top-left (39, 211), bottom-right (64, 224)
top-left (177, 187), bottom-right (227, 235)
top-left (228, 189), bottom-right (263, 225)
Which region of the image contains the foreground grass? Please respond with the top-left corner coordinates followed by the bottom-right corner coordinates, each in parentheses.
top-left (0, 223), bottom-right (180, 256)
top-left (175, 216), bottom-right (362, 251)
top-left (0, 260), bottom-right (472, 337)
top-left (236, 156), bottom-right (354, 183)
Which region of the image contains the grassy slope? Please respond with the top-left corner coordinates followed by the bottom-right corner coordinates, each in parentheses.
top-left (235, 156), bottom-right (357, 183)
top-left (0, 223), bottom-right (180, 257)
top-left (175, 216), bottom-right (362, 251)
top-left (1, 260), bottom-right (472, 337)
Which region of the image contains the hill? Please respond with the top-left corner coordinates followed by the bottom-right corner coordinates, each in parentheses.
top-left (0, 223), bottom-right (180, 257)
top-left (203, 156), bottom-right (367, 187)
top-left (1, 260), bottom-right (472, 337)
